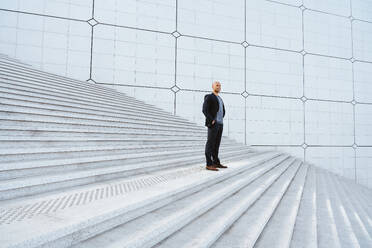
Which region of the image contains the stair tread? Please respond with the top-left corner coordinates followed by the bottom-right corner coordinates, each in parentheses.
top-left (0, 153), bottom-right (278, 248)
top-left (324, 169), bottom-right (372, 247)
top-left (211, 159), bottom-right (300, 248)
top-left (253, 162), bottom-right (308, 248)
top-left (155, 156), bottom-right (298, 248)
top-left (0, 148), bottom-right (256, 191)
top-left (315, 167), bottom-right (342, 248)
top-left (290, 165), bottom-right (318, 248)
top-left (0, 87), bottom-right (193, 125)
top-left (1, 55), bottom-right (372, 248)
top-left (0, 98), bottom-right (201, 128)
top-left (73, 155), bottom-right (290, 248)
top-left (0, 142), bottom-right (238, 155)
top-left (0, 145), bottom-right (248, 170)
top-left (0, 77), bottom-right (183, 121)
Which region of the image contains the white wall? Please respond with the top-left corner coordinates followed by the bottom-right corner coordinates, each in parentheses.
top-left (0, 0), bottom-right (372, 188)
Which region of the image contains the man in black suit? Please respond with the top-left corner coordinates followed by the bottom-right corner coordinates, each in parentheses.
top-left (202, 81), bottom-right (228, 171)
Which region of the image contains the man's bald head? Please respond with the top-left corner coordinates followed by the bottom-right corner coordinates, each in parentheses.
top-left (212, 81), bottom-right (221, 94)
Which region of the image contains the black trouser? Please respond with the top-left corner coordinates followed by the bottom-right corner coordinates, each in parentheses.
top-left (205, 123), bottom-right (223, 166)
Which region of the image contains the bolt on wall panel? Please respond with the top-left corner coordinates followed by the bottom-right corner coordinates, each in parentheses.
top-left (352, 0), bottom-right (372, 22)
top-left (0, 0), bottom-right (371, 188)
top-left (353, 20), bottom-right (372, 62)
top-left (354, 61), bottom-right (372, 103)
top-left (304, 10), bottom-right (352, 58)
top-left (175, 91), bottom-right (207, 127)
top-left (355, 147), bottom-right (372, 188)
top-left (254, 146), bottom-right (305, 160)
top-left (94, 0), bottom-right (176, 33)
top-left (0, 0), bottom-right (92, 21)
top-left (219, 93), bottom-right (246, 144)
top-left (178, 0), bottom-right (245, 42)
top-left (0, 11), bottom-right (91, 80)
top-left (355, 104), bottom-right (372, 146)
top-left (246, 0), bottom-right (302, 51)
top-left (176, 91), bottom-right (245, 143)
top-left (246, 46), bottom-right (303, 98)
top-left (176, 36), bottom-right (245, 93)
top-left (304, 54), bottom-right (353, 101)
top-left (92, 25), bottom-right (175, 87)
top-left (303, 0), bottom-right (351, 17)
top-left (107, 84), bottom-right (175, 115)
top-left (268, 0), bottom-right (302, 6)
top-left (306, 147), bottom-right (355, 180)
top-left (246, 96), bottom-right (303, 145)
top-left (305, 100), bottom-right (354, 146)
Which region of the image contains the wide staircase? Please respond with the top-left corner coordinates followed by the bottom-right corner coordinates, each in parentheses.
top-left (0, 54), bottom-right (371, 248)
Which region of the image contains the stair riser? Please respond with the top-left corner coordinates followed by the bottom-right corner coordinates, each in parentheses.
top-left (0, 66), bottom-right (148, 105)
top-left (0, 62), bottom-right (117, 93)
top-left (0, 87), bottom-right (194, 127)
top-left (337, 177), bottom-right (372, 221)
top-left (0, 129), bottom-right (207, 138)
top-left (0, 58), bottom-right (30, 67)
top-left (251, 162), bottom-right (306, 248)
top-left (0, 71), bottom-right (158, 110)
top-left (0, 96), bottom-right (201, 129)
top-left (0, 113), bottom-right (204, 133)
top-left (36, 153), bottom-right (285, 248)
top-left (324, 172), bottom-right (372, 247)
top-left (134, 157), bottom-right (298, 248)
top-left (0, 150), bottom-right (262, 201)
top-left (0, 79), bottom-right (183, 122)
top-left (0, 143), bottom-right (236, 162)
top-left (0, 139), bottom-right (236, 149)
top-left (0, 146), bottom-right (250, 179)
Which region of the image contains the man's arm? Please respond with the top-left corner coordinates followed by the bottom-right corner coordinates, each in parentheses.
top-left (202, 95), bottom-right (214, 123)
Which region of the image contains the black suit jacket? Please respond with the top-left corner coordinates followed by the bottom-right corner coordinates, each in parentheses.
top-left (202, 93), bottom-right (225, 127)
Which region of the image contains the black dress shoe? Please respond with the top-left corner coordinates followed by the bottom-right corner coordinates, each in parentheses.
top-left (215, 164), bottom-right (228, 168)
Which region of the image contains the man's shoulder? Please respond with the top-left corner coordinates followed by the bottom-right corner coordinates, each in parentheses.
top-left (204, 93), bottom-right (214, 100)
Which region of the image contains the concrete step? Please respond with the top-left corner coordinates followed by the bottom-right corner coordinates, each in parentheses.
top-left (0, 63), bottom-right (166, 110)
top-left (315, 167), bottom-right (342, 248)
top-left (0, 120), bottom-right (205, 139)
top-left (253, 162), bottom-right (308, 248)
top-left (0, 70), bottom-right (187, 124)
top-left (73, 154), bottom-right (293, 248)
top-left (324, 169), bottom-right (372, 247)
top-left (0, 95), bottom-right (203, 130)
top-left (0, 81), bottom-right (194, 126)
top-left (0, 84), bottom-right (196, 129)
top-left (335, 174), bottom-right (372, 232)
top-left (341, 177), bottom-right (372, 206)
top-left (318, 169), bottom-right (360, 248)
top-left (0, 152), bottom-right (281, 248)
top-left (0, 109), bottom-right (205, 134)
top-left (0, 72), bottom-right (154, 114)
top-left (156, 158), bottom-right (300, 248)
top-left (290, 165), bottom-right (318, 248)
top-left (0, 141), bottom-right (240, 163)
top-left (0, 115), bottom-right (204, 136)
top-left (0, 144), bottom-right (250, 177)
top-left (0, 147), bottom-right (258, 200)
top-left (0, 60), bottom-right (153, 106)
top-left (0, 136), bottom-right (239, 149)
top-left (0, 57), bottom-right (31, 67)
top-left (211, 160), bottom-right (302, 248)
top-left (0, 125), bottom-right (208, 138)
top-left (0, 151), bottom-right (270, 210)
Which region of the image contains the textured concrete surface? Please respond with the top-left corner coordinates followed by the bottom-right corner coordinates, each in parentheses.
top-left (0, 56), bottom-right (371, 247)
